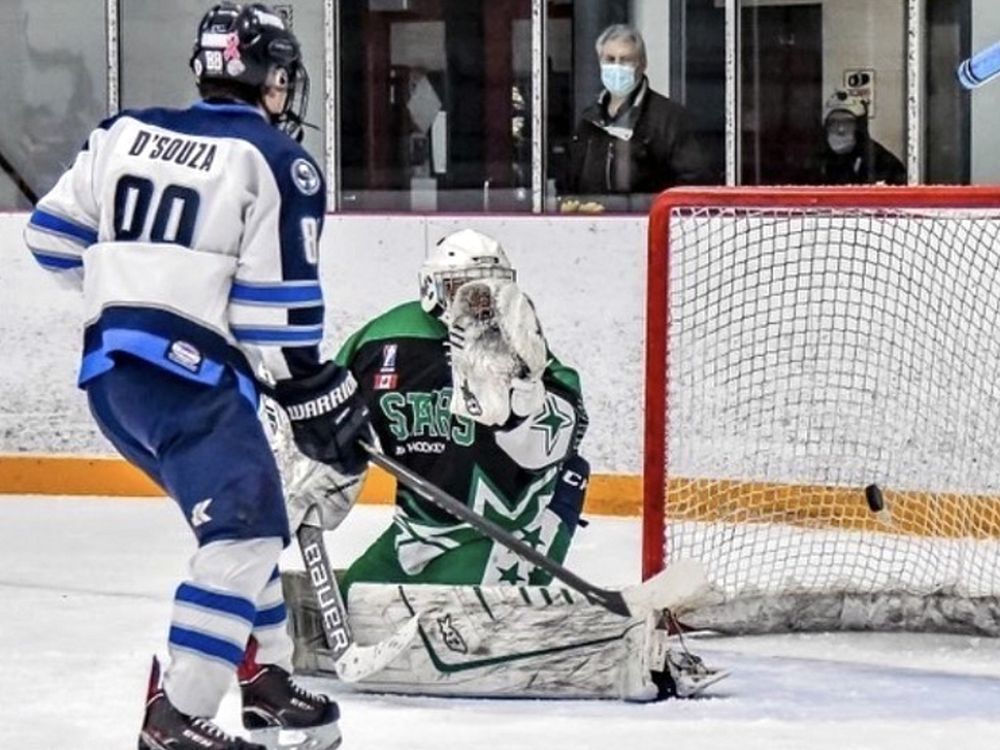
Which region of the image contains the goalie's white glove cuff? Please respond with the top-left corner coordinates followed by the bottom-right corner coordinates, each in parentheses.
top-left (509, 376), bottom-right (545, 418)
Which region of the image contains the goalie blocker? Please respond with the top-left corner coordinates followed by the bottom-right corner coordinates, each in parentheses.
top-left (282, 574), bottom-right (727, 701)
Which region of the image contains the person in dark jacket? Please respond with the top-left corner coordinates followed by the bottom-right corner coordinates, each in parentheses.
top-left (809, 90), bottom-right (906, 185)
top-left (562, 24), bottom-right (708, 212)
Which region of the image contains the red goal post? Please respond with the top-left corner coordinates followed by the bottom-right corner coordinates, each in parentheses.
top-left (643, 186), bottom-right (1000, 634)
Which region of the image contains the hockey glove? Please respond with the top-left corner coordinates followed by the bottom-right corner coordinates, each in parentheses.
top-left (547, 453), bottom-right (590, 532)
top-left (448, 280), bottom-right (548, 426)
top-left (273, 362), bottom-right (371, 476)
top-left (259, 395), bottom-right (364, 531)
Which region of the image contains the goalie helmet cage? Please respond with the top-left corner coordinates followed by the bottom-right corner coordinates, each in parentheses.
top-left (643, 186), bottom-right (1000, 635)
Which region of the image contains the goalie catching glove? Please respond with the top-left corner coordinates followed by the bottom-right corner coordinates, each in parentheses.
top-left (273, 361), bottom-right (371, 477)
top-left (260, 394), bottom-right (364, 532)
top-left (448, 279), bottom-right (548, 426)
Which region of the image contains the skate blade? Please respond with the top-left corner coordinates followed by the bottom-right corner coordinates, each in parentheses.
top-left (675, 669), bottom-right (730, 698)
top-left (249, 722), bottom-right (342, 750)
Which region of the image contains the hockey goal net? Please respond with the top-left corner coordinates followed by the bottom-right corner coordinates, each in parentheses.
top-left (644, 186), bottom-right (1000, 635)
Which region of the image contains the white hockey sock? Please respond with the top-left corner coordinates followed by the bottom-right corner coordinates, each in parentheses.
top-left (251, 566), bottom-right (294, 671)
top-left (164, 537), bottom-right (284, 718)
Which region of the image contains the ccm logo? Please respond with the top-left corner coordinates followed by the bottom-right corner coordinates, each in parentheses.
top-left (562, 470), bottom-right (588, 490)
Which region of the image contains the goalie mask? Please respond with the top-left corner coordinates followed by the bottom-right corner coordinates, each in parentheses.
top-left (420, 229), bottom-right (516, 319)
top-left (190, 3), bottom-right (310, 141)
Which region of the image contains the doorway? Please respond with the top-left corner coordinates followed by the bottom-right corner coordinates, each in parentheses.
top-left (741, 4), bottom-right (823, 185)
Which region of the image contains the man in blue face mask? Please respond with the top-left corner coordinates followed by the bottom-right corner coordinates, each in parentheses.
top-left (562, 24), bottom-right (709, 211)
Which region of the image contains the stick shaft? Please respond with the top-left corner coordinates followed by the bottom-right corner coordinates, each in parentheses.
top-left (360, 441), bottom-right (630, 617)
top-left (296, 521), bottom-right (353, 660)
top-left (958, 39), bottom-right (1000, 90)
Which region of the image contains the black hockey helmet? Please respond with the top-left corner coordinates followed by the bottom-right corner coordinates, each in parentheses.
top-left (190, 3), bottom-right (310, 140)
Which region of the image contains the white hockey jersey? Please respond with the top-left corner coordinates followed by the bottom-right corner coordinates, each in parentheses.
top-left (23, 100), bottom-right (327, 395)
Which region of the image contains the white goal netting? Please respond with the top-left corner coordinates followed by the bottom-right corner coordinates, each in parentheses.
top-left (645, 188), bottom-right (1000, 634)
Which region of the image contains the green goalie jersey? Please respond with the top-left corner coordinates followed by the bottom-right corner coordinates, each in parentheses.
top-left (336, 300), bottom-right (588, 593)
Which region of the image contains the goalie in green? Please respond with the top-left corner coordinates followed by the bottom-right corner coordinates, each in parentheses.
top-left (265, 229), bottom-right (726, 701)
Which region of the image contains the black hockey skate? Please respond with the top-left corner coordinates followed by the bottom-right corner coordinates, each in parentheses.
top-left (239, 643), bottom-right (342, 750)
top-left (138, 657), bottom-right (265, 750)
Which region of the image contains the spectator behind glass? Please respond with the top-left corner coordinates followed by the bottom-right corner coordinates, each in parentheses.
top-left (561, 24), bottom-right (708, 213)
top-left (807, 90), bottom-right (906, 186)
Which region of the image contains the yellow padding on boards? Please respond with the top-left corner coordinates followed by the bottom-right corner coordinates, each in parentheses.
top-left (668, 478), bottom-right (1000, 539)
top-left (0, 454), bottom-right (393, 504)
top-left (10, 457), bottom-right (997, 536)
top-left (0, 454), bottom-right (643, 515)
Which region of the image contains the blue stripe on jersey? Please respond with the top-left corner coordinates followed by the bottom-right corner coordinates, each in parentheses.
top-left (28, 209), bottom-right (98, 246)
top-left (230, 281), bottom-right (323, 306)
top-left (231, 325), bottom-right (323, 345)
top-left (193, 101), bottom-right (263, 116)
top-left (254, 602), bottom-right (287, 628)
top-left (288, 305), bottom-right (325, 327)
top-left (79, 307), bottom-right (259, 405)
top-left (168, 625), bottom-right (245, 666)
top-left (28, 249), bottom-right (84, 270)
top-left (176, 583), bottom-right (256, 624)
top-left (80, 328), bottom-right (226, 386)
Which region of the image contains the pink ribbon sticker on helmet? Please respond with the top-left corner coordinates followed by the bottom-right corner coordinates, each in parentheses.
top-left (223, 32), bottom-right (241, 62)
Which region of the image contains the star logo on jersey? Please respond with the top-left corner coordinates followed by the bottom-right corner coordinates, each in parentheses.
top-left (291, 158), bottom-right (321, 196)
top-left (497, 562), bottom-right (525, 585)
top-left (520, 526), bottom-right (544, 549)
top-left (530, 395), bottom-right (572, 456)
top-left (191, 498), bottom-right (213, 528)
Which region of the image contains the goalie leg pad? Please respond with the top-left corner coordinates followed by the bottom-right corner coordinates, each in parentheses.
top-left (350, 582), bottom-right (661, 700)
top-left (283, 574), bottom-right (728, 701)
top-left (283, 572), bottom-right (655, 697)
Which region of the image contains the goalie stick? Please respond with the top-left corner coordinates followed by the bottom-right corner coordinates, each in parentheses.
top-left (359, 440), bottom-right (708, 618)
top-left (296, 507), bottom-right (419, 681)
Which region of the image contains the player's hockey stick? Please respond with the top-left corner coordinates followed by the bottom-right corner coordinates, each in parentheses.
top-left (296, 507), bottom-right (419, 681)
top-left (359, 441), bottom-right (709, 618)
top-left (0, 147), bottom-right (37, 206)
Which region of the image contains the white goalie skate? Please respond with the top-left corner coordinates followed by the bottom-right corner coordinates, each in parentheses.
top-left (659, 648), bottom-right (729, 699)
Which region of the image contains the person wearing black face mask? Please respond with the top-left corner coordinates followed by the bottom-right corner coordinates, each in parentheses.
top-left (561, 24), bottom-right (709, 213)
top-left (808, 90), bottom-right (906, 186)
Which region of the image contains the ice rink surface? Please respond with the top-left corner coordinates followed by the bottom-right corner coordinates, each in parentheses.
top-left (2, 496), bottom-right (999, 750)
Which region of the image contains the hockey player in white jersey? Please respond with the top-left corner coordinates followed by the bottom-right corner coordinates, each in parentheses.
top-left (23, 4), bottom-right (364, 749)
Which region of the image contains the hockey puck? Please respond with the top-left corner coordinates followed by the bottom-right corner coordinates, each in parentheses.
top-left (864, 484), bottom-right (884, 512)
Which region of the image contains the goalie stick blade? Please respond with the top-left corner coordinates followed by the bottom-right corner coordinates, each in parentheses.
top-left (334, 614), bottom-right (421, 683)
top-left (296, 513), bottom-right (421, 683)
top-left (621, 558), bottom-right (715, 617)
